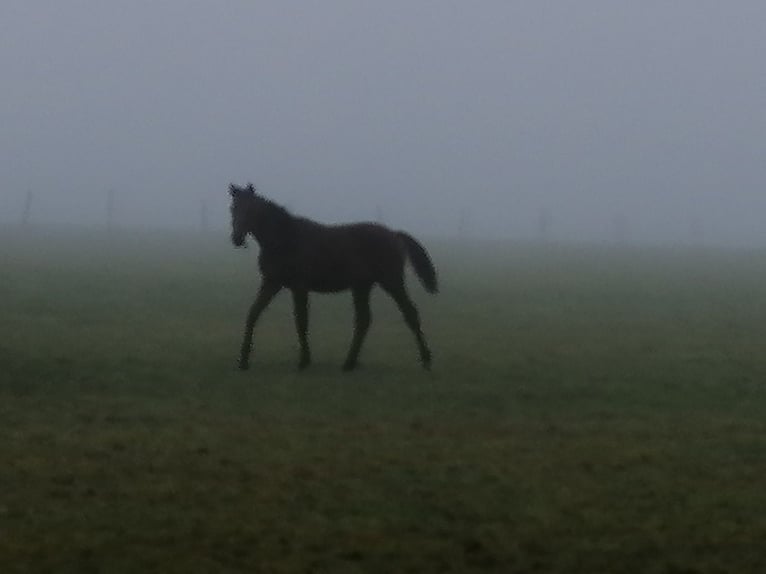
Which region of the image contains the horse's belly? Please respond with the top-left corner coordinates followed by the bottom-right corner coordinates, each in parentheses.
top-left (304, 261), bottom-right (365, 293)
top-left (305, 273), bottom-right (351, 293)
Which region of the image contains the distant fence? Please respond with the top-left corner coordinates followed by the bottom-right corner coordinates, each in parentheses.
top-left (0, 188), bottom-right (230, 233)
top-left (4, 187), bottom-right (761, 247)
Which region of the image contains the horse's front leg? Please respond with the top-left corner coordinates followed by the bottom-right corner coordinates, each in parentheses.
top-left (239, 281), bottom-right (281, 370)
top-left (291, 288), bottom-right (311, 370)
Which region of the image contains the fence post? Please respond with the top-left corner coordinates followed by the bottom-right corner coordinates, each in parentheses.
top-left (22, 190), bottom-right (33, 225)
top-left (106, 189), bottom-right (115, 231)
top-left (458, 208), bottom-right (469, 238)
top-left (200, 200), bottom-right (209, 233)
top-left (613, 213), bottom-right (629, 244)
top-left (538, 208), bottom-right (552, 242)
top-left (689, 217), bottom-right (704, 245)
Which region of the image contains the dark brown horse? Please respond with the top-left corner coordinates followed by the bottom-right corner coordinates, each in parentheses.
top-left (229, 183), bottom-right (438, 371)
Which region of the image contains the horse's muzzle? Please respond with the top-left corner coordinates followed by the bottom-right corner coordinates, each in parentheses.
top-left (231, 234), bottom-right (247, 248)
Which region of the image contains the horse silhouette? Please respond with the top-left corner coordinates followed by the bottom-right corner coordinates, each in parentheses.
top-left (229, 183), bottom-right (437, 371)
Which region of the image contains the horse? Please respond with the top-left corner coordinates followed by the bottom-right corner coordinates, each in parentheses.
top-left (228, 183), bottom-right (438, 371)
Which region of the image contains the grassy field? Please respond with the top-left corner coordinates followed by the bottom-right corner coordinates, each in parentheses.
top-left (1, 227), bottom-right (766, 573)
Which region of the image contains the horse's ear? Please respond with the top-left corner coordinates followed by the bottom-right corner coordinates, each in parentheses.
top-left (229, 183), bottom-right (238, 197)
top-left (246, 183), bottom-right (256, 195)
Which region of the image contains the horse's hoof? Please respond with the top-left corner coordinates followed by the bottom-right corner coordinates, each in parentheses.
top-left (238, 360), bottom-right (250, 371)
top-left (298, 359), bottom-right (311, 371)
top-left (421, 351), bottom-right (432, 370)
top-left (342, 361), bottom-right (357, 372)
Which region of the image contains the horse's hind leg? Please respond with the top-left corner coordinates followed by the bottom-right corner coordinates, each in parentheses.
top-left (291, 289), bottom-right (311, 370)
top-left (381, 280), bottom-right (432, 370)
top-left (343, 284), bottom-right (372, 371)
top-left (239, 281), bottom-right (281, 370)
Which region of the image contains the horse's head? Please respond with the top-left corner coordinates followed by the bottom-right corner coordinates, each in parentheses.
top-left (228, 182), bottom-right (257, 247)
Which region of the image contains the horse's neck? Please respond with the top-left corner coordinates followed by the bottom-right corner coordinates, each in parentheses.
top-left (251, 230), bottom-right (281, 251)
top-left (251, 213), bottom-right (297, 252)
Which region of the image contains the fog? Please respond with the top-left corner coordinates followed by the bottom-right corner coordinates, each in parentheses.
top-left (1, 1), bottom-right (765, 246)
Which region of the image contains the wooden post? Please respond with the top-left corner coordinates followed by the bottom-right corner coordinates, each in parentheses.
top-left (690, 217), bottom-right (704, 244)
top-left (538, 208), bottom-right (552, 242)
top-left (458, 208), bottom-right (469, 238)
top-left (200, 200), bottom-right (209, 233)
top-left (613, 213), bottom-right (629, 244)
top-left (106, 189), bottom-right (115, 231)
top-left (22, 190), bottom-right (33, 225)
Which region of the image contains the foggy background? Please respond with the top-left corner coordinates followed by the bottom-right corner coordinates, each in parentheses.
top-left (1, 1), bottom-right (764, 246)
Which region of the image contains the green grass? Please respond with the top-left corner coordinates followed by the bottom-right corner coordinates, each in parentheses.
top-left (2, 227), bottom-right (766, 573)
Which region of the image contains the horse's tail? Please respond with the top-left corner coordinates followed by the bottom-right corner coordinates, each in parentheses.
top-left (397, 232), bottom-right (438, 294)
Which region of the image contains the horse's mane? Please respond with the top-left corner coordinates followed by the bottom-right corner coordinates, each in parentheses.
top-left (247, 193), bottom-right (297, 250)
top-left (255, 194), bottom-right (293, 226)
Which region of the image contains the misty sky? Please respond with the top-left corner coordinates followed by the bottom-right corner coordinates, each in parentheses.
top-left (1, 1), bottom-right (765, 245)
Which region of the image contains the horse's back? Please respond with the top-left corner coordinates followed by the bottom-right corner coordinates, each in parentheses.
top-left (290, 221), bottom-right (403, 292)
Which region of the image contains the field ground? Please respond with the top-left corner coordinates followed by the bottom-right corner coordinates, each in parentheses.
top-left (2, 227), bottom-right (766, 573)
